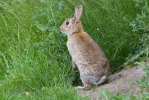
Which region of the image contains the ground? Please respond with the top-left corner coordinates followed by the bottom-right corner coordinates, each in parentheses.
top-left (77, 66), bottom-right (145, 100)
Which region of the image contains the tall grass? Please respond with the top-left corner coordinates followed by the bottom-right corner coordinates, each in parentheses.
top-left (58, 0), bottom-right (141, 72)
top-left (0, 0), bottom-right (146, 99)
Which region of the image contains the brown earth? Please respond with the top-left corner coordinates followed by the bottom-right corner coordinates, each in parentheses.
top-left (77, 66), bottom-right (145, 100)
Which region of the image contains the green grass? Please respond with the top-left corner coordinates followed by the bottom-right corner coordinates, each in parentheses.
top-left (59, 0), bottom-right (141, 72)
top-left (0, 0), bottom-right (148, 99)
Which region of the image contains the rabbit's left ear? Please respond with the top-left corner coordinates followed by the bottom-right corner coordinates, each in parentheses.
top-left (74, 5), bottom-right (83, 23)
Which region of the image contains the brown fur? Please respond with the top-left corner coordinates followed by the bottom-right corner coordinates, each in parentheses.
top-left (60, 4), bottom-right (110, 90)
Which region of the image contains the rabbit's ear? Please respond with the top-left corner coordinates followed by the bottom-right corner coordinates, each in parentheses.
top-left (74, 5), bottom-right (83, 23)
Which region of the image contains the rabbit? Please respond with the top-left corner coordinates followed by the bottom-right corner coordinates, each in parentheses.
top-left (60, 4), bottom-right (110, 90)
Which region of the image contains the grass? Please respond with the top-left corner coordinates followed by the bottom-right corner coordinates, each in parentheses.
top-left (0, 0), bottom-right (148, 99)
top-left (59, 0), bottom-right (141, 72)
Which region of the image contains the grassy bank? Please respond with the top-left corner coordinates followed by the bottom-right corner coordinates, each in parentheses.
top-left (0, 0), bottom-right (148, 99)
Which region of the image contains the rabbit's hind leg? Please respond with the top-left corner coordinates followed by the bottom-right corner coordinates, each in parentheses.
top-left (76, 79), bottom-right (92, 91)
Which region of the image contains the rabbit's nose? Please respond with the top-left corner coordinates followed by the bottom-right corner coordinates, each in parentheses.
top-left (60, 25), bottom-right (63, 30)
top-left (60, 27), bottom-right (64, 32)
top-left (60, 26), bottom-right (62, 30)
top-left (60, 25), bottom-right (62, 28)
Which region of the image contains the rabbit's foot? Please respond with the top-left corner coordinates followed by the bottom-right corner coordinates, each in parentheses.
top-left (76, 86), bottom-right (91, 91)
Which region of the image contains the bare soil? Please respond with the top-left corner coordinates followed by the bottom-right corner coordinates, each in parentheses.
top-left (77, 66), bottom-right (145, 100)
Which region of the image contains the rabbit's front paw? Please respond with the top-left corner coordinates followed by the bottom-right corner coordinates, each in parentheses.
top-left (72, 66), bottom-right (78, 71)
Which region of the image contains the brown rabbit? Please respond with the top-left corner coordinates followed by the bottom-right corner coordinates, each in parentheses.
top-left (60, 5), bottom-right (110, 90)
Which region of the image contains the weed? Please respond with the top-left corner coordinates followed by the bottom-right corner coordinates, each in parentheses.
top-left (124, 0), bottom-right (149, 67)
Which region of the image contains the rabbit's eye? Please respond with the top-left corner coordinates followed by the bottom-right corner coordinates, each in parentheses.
top-left (66, 21), bottom-right (69, 25)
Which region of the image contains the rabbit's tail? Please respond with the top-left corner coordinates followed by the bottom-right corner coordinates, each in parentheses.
top-left (97, 76), bottom-right (107, 85)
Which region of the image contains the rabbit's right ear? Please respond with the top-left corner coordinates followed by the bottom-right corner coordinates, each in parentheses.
top-left (74, 5), bottom-right (83, 23)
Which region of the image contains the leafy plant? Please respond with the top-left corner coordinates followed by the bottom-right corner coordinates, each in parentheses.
top-left (135, 61), bottom-right (149, 91)
top-left (124, 0), bottom-right (149, 67)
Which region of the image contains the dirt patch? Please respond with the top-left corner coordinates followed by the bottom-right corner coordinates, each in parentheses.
top-left (77, 66), bottom-right (145, 100)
